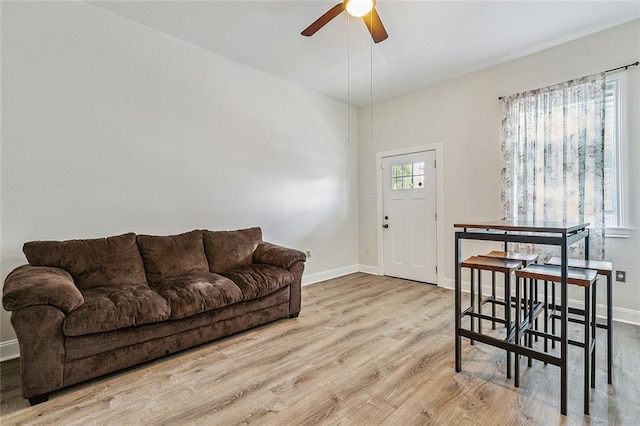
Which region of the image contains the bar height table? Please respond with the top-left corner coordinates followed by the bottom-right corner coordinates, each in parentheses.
top-left (454, 220), bottom-right (590, 416)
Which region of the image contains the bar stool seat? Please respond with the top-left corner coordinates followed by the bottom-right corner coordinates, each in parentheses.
top-left (461, 255), bottom-right (523, 273)
top-left (514, 263), bottom-right (597, 415)
top-left (517, 264), bottom-right (597, 286)
top-left (480, 250), bottom-right (539, 267)
top-left (546, 257), bottom-right (613, 276)
top-left (546, 256), bottom-right (614, 384)
top-left (460, 256), bottom-right (522, 378)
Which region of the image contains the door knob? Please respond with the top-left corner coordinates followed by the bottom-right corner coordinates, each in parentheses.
top-left (383, 224), bottom-right (389, 229)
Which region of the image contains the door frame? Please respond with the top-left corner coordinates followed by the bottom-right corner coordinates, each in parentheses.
top-left (376, 142), bottom-right (444, 286)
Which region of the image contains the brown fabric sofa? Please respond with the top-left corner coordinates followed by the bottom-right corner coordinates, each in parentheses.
top-left (2, 227), bottom-right (305, 405)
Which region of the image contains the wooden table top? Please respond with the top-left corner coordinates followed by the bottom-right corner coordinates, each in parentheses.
top-left (454, 220), bottom-right (589, 234)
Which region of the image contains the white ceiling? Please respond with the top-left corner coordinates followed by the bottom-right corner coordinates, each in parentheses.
top-left (89, 1), bottom-right (640, 106)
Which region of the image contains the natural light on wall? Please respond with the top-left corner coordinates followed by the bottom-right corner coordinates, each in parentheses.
top-left (345, 0), bottom-right (374, 17)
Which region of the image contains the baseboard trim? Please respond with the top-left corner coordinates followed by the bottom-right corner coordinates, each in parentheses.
top-left (610, 306), bottom-right (640, 326)
top-left (1, 339), bottom-right (19, 362)
top-left (442, 278), bottom-right (640, 326)
top-left (358, 264), bottom-right (380, 275)
top-left (302, 265), bottom-right (359, 286)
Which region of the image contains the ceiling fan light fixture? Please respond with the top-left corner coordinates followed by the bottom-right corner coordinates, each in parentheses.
top-left (345, 0), bottom-right (374, 18)
top-left (301, 0), bottom-right (387, 43)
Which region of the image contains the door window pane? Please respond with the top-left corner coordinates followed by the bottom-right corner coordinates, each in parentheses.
top-left (392, 177), bottom-right (403, 190)
top-left (391, 161), bottom-right (425, 190)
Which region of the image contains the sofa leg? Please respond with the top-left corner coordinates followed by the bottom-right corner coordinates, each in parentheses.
top-left (29, 393), bottom-right (50, 406)
top-left (289, 313), bottom-right (299, 318)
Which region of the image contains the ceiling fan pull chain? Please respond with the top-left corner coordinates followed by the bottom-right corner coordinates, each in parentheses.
top-left (370, 10), bottom-right (373, 140)
top-left (347, 13), bottom-right (351, 142)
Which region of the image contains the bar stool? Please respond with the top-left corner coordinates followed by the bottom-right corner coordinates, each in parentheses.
top-left (515, 263), bottom-right (597, 415)
top-left (546, 257), bottom-right (613, 384)
top-left (460, 256), bottom-right (523, 378)
top-left (479, 251), bottom-right (539, 340)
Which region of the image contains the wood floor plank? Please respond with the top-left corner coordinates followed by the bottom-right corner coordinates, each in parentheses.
top-left (1, 273), bottom-right (638, 425)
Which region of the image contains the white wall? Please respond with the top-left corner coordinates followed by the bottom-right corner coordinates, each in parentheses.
top-left (0, 2), bottom-right (359, 353)
top-left (359, 20), bottom-right (640, 323)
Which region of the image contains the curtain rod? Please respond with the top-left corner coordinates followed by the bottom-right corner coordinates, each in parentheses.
top-left (604, 61), bottom-right (639, 73)
top-left (498, 60), bottom-right (639, 100)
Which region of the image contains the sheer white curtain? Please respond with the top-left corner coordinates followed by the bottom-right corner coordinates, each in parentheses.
top-left (501, 73), bottom-right (606, 260)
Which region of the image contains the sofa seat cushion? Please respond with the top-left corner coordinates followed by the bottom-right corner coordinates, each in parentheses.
top-left (137, 230), bottom-right (209, 284)
top-left (149, 272), bottom-right (244, 320)
top-left (222, 264), bottom-right (293, 301)
top-left (23, 233), bottom-right (146, 290)
top-left (64, 284), bottom-right (171, 336)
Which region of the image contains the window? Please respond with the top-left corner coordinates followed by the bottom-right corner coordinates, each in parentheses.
top-left (603, 72), bottom-right (629, 236)
top-left (501, 73), bottom-right (607, 259)
top-left (392, 162), bottom-right (424, 190)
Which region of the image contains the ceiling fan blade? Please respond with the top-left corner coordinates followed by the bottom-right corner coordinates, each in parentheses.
top-left (362, 7), bottom-right (388, 43)
top-left (301, 3), bottom-right (345, 37)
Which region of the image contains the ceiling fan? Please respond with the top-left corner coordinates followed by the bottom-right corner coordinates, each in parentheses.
top-left (301, 0), bottom-right (389, 43)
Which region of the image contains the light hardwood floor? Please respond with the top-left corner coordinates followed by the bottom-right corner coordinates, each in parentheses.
top-left (1, 273), bottom-right (638, 425)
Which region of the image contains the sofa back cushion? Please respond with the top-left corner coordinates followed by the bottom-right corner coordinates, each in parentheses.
top-left (204, 227), bottom-right (262, 273)
top-left (23, 233), bottom-right (147, 290)
top-left (136, 230), bottom-right (209, 283)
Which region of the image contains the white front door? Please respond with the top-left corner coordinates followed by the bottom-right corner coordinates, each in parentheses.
top-left (382, 150), bottom-right (437, 283)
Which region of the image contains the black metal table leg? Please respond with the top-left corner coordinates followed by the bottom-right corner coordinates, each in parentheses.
top-left (506, 273), bottom-right (512, 379)
top-left (544, 279), bottom-right (549, 362)
top-left (470, 268), bottom-right (475, 345)
top-left (478, 271), bottom-right (483, 336)
top-left (492, 271), bottom-right (496, 330)
top-left (560, 236), bottom-right (568, 416)
top-left (455, 233), bottom-right (462, 372)
top-left (515, 274), bottom-right (521, 388)
top-left (528, 277), bottom-right (534, 368)
top-left (591, 281), bottom-right (597, 388)
top-left (607, 274), bottom-right (613, 384)
top-left (584, 285), bottom-right (591, 415)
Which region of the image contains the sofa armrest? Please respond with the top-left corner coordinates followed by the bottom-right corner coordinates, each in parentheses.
top-left (253, 242), bottom-right (306, 270)
top-left (3, 265), bottom-right (84, 314)
top-left (254, 242), bottom-right (305, 318)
